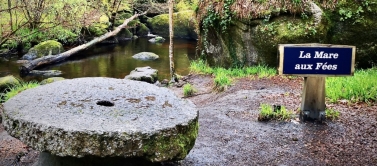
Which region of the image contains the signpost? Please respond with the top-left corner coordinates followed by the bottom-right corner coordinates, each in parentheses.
top-left (278, 44), bottom-right (356, 121)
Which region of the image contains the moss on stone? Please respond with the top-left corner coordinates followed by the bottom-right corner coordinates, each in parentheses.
top-left (114, 12), bottom-right (139, 27)
top-left (176, 0), bottom-right (191, 12)
top-left (40, 77), bottom-right (65, 85)
top-left (137, 23), bottom-right (149, 36)
top-left (325, 1), bottom-right (377, 68)
top-left (29, 40), bottom-right (65, 58)
top-left (0, 75), bottom-right (20, 92)
top-left (142, 117), bottom-right (198, 162)
top-left (88, 23), bottom-right (109, 36)
top-left (117, 28), bottom-right (133, 38)
top-left (148, 10), bottom-right (197, 39)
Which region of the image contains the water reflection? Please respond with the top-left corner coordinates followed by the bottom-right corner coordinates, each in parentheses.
top-left (0, 38), bottom-right (197, 81)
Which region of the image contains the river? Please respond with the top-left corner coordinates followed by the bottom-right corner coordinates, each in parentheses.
top-left (0, 38), bottom-right (197, 82)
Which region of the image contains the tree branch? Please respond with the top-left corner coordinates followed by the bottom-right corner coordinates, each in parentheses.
top-left (20, 11), bottom-right (148, 75)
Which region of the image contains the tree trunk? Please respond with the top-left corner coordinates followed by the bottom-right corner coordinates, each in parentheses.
top-left (20, 11), bottom-right (147, 75)
top-left (168, 0), bottom-right (176, 83)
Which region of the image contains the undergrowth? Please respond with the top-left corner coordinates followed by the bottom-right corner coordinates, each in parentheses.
top-left (326, 68), bottom-right (377, 103)
top-left (190, 60), bottom-right (276, 91)
top-left (0, 81), bottom-right (40, 102)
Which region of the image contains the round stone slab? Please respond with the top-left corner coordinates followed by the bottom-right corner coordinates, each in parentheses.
top-left (2, 77), bottom-right (198, 162)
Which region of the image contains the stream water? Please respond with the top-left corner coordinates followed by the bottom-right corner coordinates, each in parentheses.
top-left (0, 38), bottom-right (197, 81)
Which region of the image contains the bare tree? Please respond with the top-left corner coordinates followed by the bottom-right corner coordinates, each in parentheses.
top-left (168, 0), bottom-right (177, 83)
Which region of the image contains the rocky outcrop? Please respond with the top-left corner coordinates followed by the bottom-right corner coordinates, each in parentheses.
top-left (132, 52), bottom-right (159, 60)
top-left (197, 0), bottom-right (377, 68)
top-left (148, 10), bottom-right (197, 39)
top-left (21, 40), bottom-right (64, 60)
top-left (125, 66), bottom-right (158, 83)
top-left (2, 77), bottom-right (198, 163)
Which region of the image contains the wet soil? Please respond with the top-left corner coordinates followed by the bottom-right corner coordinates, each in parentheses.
top-left (1, 74), bottom-right (377, 165)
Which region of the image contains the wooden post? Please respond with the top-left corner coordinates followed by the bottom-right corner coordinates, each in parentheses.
top-left (278, 44), bottom-right (356, 121)
top-left (300, 76), bottom-right (326, 121)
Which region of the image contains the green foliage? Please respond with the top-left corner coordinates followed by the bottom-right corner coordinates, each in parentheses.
top-left (88, 23), bottom-right (109, 36)
top-left (213, 69), bottom-right (232, 91)
top-left (336, 0), bottom-right (376, 24)
top-left (1, 81), bottom-right (39, 102)
top-left (258, 104), bottom-right (294, 121)
top-left (137, 23), bottom-right (149, 36)
top-left (325, 108), bottom-right (340, 121)
top-left (190, 60), bottom-right (276, 91)
top-left (183, 83), bottom-right (196, 97)
top-left (326, 68), bottom-right (377, 103)
top-left (176, 0), bottom-right (199, 11)
top-left (189, 59), bottom-right (214, 74)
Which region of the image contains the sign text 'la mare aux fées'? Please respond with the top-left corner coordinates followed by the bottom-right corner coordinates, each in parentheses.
top-left (278, 44), bottom-right (356, 76)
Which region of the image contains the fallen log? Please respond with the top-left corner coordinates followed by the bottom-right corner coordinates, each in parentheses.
top-left (20, 11), bottom-right (147, 75)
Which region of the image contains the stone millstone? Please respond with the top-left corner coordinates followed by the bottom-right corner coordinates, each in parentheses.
top-left (2, 77), bottom-right (198, 162)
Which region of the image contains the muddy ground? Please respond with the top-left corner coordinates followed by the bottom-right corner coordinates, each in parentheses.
top-left (1, 74), bottom-right (377, 165)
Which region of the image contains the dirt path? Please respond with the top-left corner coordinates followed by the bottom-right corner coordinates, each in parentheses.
top-left (1, 75), bottom-right (377, 165)
top-left (172, 74), bottom-right (377, 165)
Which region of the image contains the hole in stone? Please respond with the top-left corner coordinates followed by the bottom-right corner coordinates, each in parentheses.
top-left (96, 100), bottom-right (114, 107)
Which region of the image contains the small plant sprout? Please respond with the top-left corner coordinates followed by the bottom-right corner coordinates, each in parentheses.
top-left (325, 108), bottom-right (340, 120)
top-left (258, 104), bottom-right (294, 121)
top-left (183, 83), bottom-right (196, 97)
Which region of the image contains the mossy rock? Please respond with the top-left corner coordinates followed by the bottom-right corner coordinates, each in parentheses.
top-left (114, 12), bottom-right (140, 27)
top-left (117, 28), bottom-right (133, 39)
top-left (40, 77), bottom-right (65, 85)
top-left (137, 23), bottom-right (150, 36)
top-left (88, 23), bottom-right (109, 36)
top-left (198, 1), bottom-right (377, 68)
top-left (148, 10), bottom-right (197, 39)
top-left (200, 15), bottom-right (328, 68)
top-left (0, 75), bottom-right (20, 93)
top-left (22, 40), bottom-right (65, 60)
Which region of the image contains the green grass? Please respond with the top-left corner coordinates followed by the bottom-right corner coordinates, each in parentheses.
top-left (0, 81), bottom-right (40, 102)
top-left (326, 68), bottom-right (377, 103)
top-left (325, 108), bottom-right (340, 120)
top-left (190, 60), bottom-right (276, 91)
top-left (183, 83), bottom-right (196, 97)
top-left (258, 104), bottom-right (294, 121)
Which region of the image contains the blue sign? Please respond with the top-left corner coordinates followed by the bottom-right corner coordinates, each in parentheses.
top-left (279, 44), bottom-right (355, 76)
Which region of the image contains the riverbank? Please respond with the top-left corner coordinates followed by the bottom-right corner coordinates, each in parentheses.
top-left (1, 74), bottom-right (377, 165)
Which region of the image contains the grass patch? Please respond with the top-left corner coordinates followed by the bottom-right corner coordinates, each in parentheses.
top-left (325, 108), bottom-right (340, 121)
top-left (326, 68), bottom-right (377, 103)
top-left (190, 60), bottom-right (276, 91)
top-left (258, 104), bottom-right (294, 121)
top-left (183, 83), bottom-right (196, 97)
top-left (0, 81), bottom-right (40, 102)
